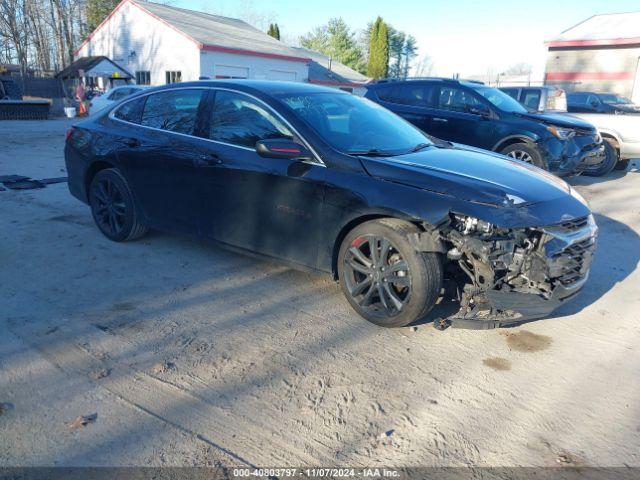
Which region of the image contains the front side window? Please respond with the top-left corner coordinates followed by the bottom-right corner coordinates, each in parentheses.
top-left (599, 94), bottom-right (632, 104)
top-left (141, 89), bottom-right (204, 135)
top-left (438, 86), bottom-right (483, 112)
top-left (278, 92), bottom-right (432, 155)
top-left (209, 90), bottom-right (292, 148)
top-left (165, 71), bottom-right (182, 84)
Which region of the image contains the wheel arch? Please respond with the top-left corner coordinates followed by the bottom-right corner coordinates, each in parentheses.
top-left (84, 160), bottom-right (116, 202)
top-left (330, 212), bottom-right (426, 279)
top-left (599, 132), bottom-right (621, 153)
top-left (492, 135), bottom-right (536, 153)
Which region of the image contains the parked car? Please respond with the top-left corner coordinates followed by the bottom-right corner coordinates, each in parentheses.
top-left (364, 78), bottom-right (604, 177)
top-left (500, 85), bottom-right (567, 112)
top-left (567, 92), bottom-right (640, 115)
top-left (89, 85), bottom-right (144, 115)
top-left (500, 86), bottom-right (637, 173)
top-left (65, 81), bottom-right (597, 329)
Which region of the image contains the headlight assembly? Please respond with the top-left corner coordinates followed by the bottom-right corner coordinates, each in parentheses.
top-left (547, 125), bottom-right (576, 140)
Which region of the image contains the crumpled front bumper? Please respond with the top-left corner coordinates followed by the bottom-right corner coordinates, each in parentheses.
top-left (449, 215), bottom-right (598, 329)
top-left (541, 134), bottom-right (605, 177)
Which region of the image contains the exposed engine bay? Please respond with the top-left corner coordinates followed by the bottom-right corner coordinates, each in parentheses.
top-left (413, 213), bottom-right (598, 328)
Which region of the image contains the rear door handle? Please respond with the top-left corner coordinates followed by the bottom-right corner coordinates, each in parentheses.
top-left (124, 137), bottom-right (140, 147)
top-left (433, 118), bottom-right (448, 123)
top-left (194, 152), bottom-right (223, 167)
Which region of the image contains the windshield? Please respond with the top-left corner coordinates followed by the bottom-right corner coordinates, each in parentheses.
top-left (467, 84), bottom-right (528, 113)
top-left (599, 94), bottom-right (632, 104)
top-left (277, 92), bottom-right (432, 155)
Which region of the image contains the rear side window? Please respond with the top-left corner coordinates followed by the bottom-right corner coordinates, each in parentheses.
top-left (567, 93), bottom-right (587, 105)
top-left (209, 90), bottom-right (292, 148)
top-left (141, 89), bottom-right (204, 135)
top-left (501, 88), bottom-right (520, 100)
top-left (113, 97), bottom-right (145, 123)
top-left (522, 90), bottom-right (541, 110)
top-left (376, 84), bottom-right (433, 106)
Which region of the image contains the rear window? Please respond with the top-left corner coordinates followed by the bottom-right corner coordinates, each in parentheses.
top-left (140, 89), bottom-right (205, 135)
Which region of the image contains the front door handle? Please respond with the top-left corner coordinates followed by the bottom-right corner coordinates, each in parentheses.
top-left (124, 137), bottom-right (140, 147)
top-left (194, 153), bottom-right (223, 167)
top-left (433, 118), bottom-right (448, 123)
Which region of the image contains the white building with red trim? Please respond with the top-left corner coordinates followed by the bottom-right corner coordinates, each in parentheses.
top-left (74, 0), bottom-right (368, 91)
top-left (545, 12), bottom-right (640, 100)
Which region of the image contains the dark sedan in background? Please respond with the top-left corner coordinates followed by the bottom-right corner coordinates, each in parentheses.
top-left (65, 81), bottom-right (597, 329)
top-left (364, 78), bottom-right (604, 176)
top-left (567, 92), bottom-right (640, 115)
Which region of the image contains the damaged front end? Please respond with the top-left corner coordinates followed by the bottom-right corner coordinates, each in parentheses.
top-left (421, 213), bottom-right (598, 329)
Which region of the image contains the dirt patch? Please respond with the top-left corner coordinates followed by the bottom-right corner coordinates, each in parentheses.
top-left (503, 330), bottom-right (552, 353)
top-left (482, 357), bottom-right (511, 371)
top-left (68, 413), bottom-right (97, 431)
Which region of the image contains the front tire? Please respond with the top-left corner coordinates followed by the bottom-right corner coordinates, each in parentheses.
top-left (89, 168), bottom-right (148, 242)
top-left (500, 142), bottom-right (547, 170)
top-left (337, 219), bottom-right (443, 327)
top-left (583, 139), bottom-right (617, 177)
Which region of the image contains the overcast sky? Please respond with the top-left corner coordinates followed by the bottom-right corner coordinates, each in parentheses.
top-left (173, 0), bottom-right (640, 78)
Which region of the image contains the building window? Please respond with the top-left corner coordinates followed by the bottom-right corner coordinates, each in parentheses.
top-left (165, 71), bottom-right (182, 84)
top-left (135, 71), bottom-right (151, 85)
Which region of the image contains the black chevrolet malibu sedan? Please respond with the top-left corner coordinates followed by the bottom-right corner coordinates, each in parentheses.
top-left (65, 81), bottom-right (597, 329)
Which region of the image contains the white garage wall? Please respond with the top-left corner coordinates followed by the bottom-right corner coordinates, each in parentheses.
top-left (199, 50), bottom-right (308, 82)
top-left (75, 1), bottom-right (200, 85)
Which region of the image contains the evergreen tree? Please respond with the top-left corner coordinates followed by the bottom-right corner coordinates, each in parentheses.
top-left (300, 18), bottom-right (366, 74)
top-left (367, 17), bottom-right (389, 79)
top-left (267, 23), bottom-right (281, 40)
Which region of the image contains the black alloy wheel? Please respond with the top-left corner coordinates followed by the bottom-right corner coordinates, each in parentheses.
top-left (89, 168), bottom-right (148, 242)
top-left (343, 234), bottom-right (412, 317)
top-left (338, 219), bottom-right (443, 327)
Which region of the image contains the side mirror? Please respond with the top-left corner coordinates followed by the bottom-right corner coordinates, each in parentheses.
top-left (255, 139), bottom-right (312, 161)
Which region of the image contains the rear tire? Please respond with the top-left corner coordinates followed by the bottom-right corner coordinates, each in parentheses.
top-left (499, 142), bottom-right (547, 170)
top-left (89, 168), bottom-right (148, 242)
top-left (337, 218), bottom-right (443, 328)
top-left (614, 158), bottom-right (630, 171)
top-left (583, 139), bottom-right (617, 177)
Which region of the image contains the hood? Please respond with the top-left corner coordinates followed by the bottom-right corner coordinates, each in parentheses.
top-left (609, 103), bottom-right (640, 113)
top-left (360, 145), bottom-right (574, 207)
top-left (516, 111), bottom-right (595, 130)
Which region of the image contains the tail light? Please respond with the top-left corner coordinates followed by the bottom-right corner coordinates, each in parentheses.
top-left (65, 127), bottom-right (76, 142)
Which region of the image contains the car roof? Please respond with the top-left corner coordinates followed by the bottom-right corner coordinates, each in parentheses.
top-left (149, 80), bottom-right (343, 97)
top-left (367, 77), bottom-right (487, 88)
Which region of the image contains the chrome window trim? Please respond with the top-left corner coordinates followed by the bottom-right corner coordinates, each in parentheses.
top-left (108, 86), bottom-right (326, 167)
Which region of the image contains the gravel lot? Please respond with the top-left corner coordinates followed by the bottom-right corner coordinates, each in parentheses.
top-left (1, 119), bottom-right (639, 467)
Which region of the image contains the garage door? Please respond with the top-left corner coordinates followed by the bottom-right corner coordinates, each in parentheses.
top-left (267, 70), bottom-right (297, 81)
top-left (215, 65), bottom-right (249, 79)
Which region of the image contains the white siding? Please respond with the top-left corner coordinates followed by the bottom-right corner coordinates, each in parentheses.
top-left (199, 50), bottom-right (308, 82)
top-left (75, 1), bottom-right (200, 85)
